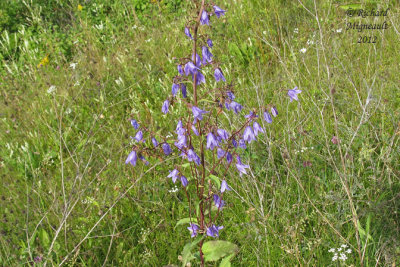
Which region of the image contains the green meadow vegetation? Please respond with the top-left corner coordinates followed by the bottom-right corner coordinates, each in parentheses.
top-left (1, 0), bottom-right (399, 266)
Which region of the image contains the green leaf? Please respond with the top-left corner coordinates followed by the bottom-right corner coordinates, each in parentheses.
top-left (220, 254), bottom-right (235, 267)
top-left (175, 218), bottom-right (198, 229)
top-left (181, 237), bottom-right (202, 267)
top-left (202, 240), bottom-right (239, 262)
top-left (208, 174), bottom-right (221, 188)
top-left (339, 4), bottom-right (362, 10)
top-left (357, 220), bottom-right (373, 242)
top-left (39, 228), bottom-right (50, 249)
top-left (181, 163), bottom-right (190, 168)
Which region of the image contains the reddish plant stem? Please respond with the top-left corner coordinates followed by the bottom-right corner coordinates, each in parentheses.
top-left (192, 1), bottom-right (206, 266)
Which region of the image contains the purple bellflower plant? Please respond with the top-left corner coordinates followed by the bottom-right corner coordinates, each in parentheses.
top-left (124, 2), bottom-right (292, 266)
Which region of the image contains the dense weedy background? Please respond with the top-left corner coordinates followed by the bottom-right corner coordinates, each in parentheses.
top-left (1, 0), bottom-right (399, 266)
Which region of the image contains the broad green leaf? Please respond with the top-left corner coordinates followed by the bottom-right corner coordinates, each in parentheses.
top-left (202, 240), bottom-right (239, 262)
top-left (182, 237), bottom-right (202, 267)
top-left (175, 218), bottom-right (198, 229)
top-left (208, 174), bottom-right (221, 188)
top-left (220, 254), bottom-right (235, 267)
top-left (39, 228), bottom-right (50, 249)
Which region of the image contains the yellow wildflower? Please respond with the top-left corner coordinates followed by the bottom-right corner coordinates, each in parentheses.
top-left (78, 4), bottom-right (83, 11)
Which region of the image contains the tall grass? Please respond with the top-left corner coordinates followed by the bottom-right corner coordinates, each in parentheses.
top-left (1, 0), bottom-right (399, 266)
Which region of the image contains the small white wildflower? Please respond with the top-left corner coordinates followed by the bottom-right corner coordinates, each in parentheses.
top-left (263, 31), bottom-right (267, 35)
top-left (145, 38), bottom-right (152, 43)
top-left (132, 25), bottom-right (137, 29)
top-left (336, 28), bottom-right (342, 33)
top-left (47, 85), bottom-right (56, 94)
top-left (341, 244), bottom-right (348, 248)
top-left (332, 254), bottom-right (338, 261)
top-left (294, 28), bottom-right (299, 34)
top-left (306, 39), bottom-right (314, 45)
top-left (339, 253), bottom-right (347, 261)
top-left (346, 249), bottom-right (352, 254)
top-left (300, 48), bottom-right (307, 53)
top-left (328, 248), bottom-right (335, 253)
top-left (73, 81), bottom-right (80, 87)
top-left (337, 247), bottom-right (342, 252)
top-left (70, 62), bottom-right (77, 69)
top-left (65, 108), bottom-right (72, 114)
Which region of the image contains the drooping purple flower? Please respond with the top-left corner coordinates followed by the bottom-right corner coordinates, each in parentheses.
top-left (139, 155), bottom-right (149, 166)
top-left (135, 130), bottom-right (143, 142)
top-left (287, 86), bottom-right (302, 102)
top-left (217, 129), bottom-right (229, 140)
top-left (192, 53), bottom-right (202, 68)
top-left (125, 151), bottom-right (137, 166)
top-left (243, 126), bottom-right (256, 143)
top-left (263, 111), bottom-right (272, 123)
top-left (207, 224), bottom-right (224, 238)
top-left (236, 155), bottom-right (249, 176)
top-left (213, 194), bottom-right (225, 209)
top-left (202, 46), bottom-right (213, 64)
top-left (187, 149), bottom-right (201, 165)
top-left (130, 119), bottom-right (139, 129)
top-left (176, 120), bottom-right (185, 135)
top-left (180, 175), bottom-right (188, 187)
top-left (232, 139), bottom-right (238, 148)
top-left (239, 139), bottom-right (246, 149)
top-left (227, 91), bottom-right (235, 100)
top-left (192, 71), bottom-right (205, 85)
top-left (207, 38), bottom-right (213, 48)
top-left (213, 5), bottom-right (226, 18)
top-left (214, 68), bottom-right (226, 82)
top-left (175, 134), bottom-right (187, 149)
top-left (221, 180), bottom-right (231, 193)
top-left (192, 106), bottom-right (208, 123)
top-left (227, 101), bottom-right (243, 113)
top-left (151, 137), bottom-right (158, 147)
top-left (184, 27), bottom-right (193, 39)
top-left (206, 132), bottom-right (219, 150)
top-left (162, 100), bottom-right (170, 114)
top-left (162, 143), bottom-right (172, 155)
top-left (226, 152), bottom-right (232, 163)
top-left (184, 61), bottom-right (200, 76)
top-left (191, 125), bottom-right (199, 136)
top-left (200, 10), bottom-right (209, 25)
top-left (181, 84), bottom-right (187, 98)
top-left (253, 122), bottom-right (264, 135)
top-left (177, 64), bottom-right (184, 75)
top-left (217, 148), bottom-right (225, 159)
top-left (168, 169), bottom-right (179, 183)
top-left (187, 223), bottom-right (199, 238)
top-left (271, 106), bottom-right (278, 117)
top-left (172, 83), bottom-right (179, 96)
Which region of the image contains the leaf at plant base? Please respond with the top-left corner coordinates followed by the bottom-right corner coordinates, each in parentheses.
top-left (208, 174), bottom-right (221, 188)
top-left (220, 254), bottom-right (235, 267)
top-left (175, 218), bottom-right (198, 229)
top-left (181, 237), bottom-right (202, 267)
top-left (202, 240), bottom-right (239, 262)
